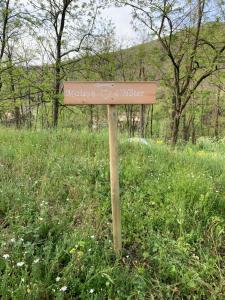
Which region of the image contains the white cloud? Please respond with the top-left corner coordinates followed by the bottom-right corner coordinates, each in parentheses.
top-left (103, 6), bottom-right (138, 45)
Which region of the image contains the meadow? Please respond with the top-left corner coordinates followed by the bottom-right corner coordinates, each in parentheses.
top-left (0, 128), bottom-right (224, 299)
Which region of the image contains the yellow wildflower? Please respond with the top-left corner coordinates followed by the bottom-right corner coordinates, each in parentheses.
top-left (69, 248), bottom-right (76, 254)
top-left (156, 140), bottom-right (163, 145)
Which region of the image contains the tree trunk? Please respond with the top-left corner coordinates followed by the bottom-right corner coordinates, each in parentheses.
top-left (125, 105), bottom-right (134, 138)
top-left (140, 104), bottom-right (145, 138)
top-left (0, 0), bottom-right (10, 91)
top-left (89, 105), bottom-right (94, 130)
top-left (139, 61), bottom-right (146, 138)
top-left (172, 114), bottom-right (181, 145)
top-left (41, 102), bottom-right (44, 129)
top-left (53, 99), bottom-right (59, 127)
top-left (28, 94), bottom-right (32, 129)
top-left (171, 94), bottom-right (181, 145)
top-left (35, 103), bottom-right (40, 130)
top-left (53, 75), bottom-right (60, 128)
top-left (200, 97), bottom-right (204, 136)
top-left (171, 95), bottom-right (176, 133)
top-left (150, 105), bottom-right (154, 138)
top-left (53, 45), bottom-right (61, 127)
top-left (182, 114), bottom-right (191, 142)
top-left (96, 106), bottom-right (99, 131)
top-left (15, 106), bottom-right (21, 128)
top-left (8, 56), bottom-right (20, 128)
top-left (191, 117), bottom-right (196, 144)
top-left (214, 88), bottom-right (221, 140)
top-left (129, 106), bottom-right (133, 137)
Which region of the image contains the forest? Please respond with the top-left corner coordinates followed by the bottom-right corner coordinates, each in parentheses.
top-left (0, 1), bottom-right (225, 299)
top-left (0, 0), bottom-right (224, 144)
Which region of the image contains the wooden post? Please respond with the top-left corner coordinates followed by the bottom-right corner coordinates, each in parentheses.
top-left (64, 81), bottom-right (157, 255)
top-left (108, 104), bottom-right (121, 254)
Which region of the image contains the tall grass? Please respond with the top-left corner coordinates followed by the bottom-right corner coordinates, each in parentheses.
top-left (0, 128), bottom-right (224, 299)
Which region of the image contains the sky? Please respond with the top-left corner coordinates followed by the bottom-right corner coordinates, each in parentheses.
top-left (17, 2), bottom-right (140, 65)
top-left (102, 0), bottom-right (225, 44)
top-left (20, 0), bottom-right (137, 42)
top-left (101, 5), bottom-right (140, 46)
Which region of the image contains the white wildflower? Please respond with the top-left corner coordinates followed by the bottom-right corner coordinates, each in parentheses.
top-left (10, 238), bottom-right (16, 243)
top-left (33, 258), bottom-right (40, 264)
top-left (17, 261), bottom-right (25, 267)
top-left (89, 289), bottom-right (95, 294)
top-left (90, 235), bottom-right (95, 239)
top-left (56, 277), bottom-right (61, 282)
top-left (3, 254), bottom-right (10, 260)
top-left (60, 286), bottom-right (67, 292)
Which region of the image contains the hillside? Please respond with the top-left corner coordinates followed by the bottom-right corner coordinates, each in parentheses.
top-left (0, 128), bottom-right (224, 299)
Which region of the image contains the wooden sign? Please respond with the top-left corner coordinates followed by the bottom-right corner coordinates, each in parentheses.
top-left (64, 81), bottom-right (157, 255)
top-left (64, 81), bottom-right (157, 105)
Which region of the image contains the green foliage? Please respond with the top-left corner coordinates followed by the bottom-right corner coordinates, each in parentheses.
top-left (0, 128), bottom-right (224, 299)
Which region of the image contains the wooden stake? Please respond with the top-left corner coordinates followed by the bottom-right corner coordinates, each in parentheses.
top-left (108, 104), bottom-right (121, 254)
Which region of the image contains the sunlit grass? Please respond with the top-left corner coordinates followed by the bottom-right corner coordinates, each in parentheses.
top-left (0, 128), bottom-right (224, 299)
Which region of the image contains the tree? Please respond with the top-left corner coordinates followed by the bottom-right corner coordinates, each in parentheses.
top-left (0, 0), bottom-right (9, 78)
top-left (116, 0), bottom-right (225, 144)
top-left (0, 0), bottom-right (31, 127)
top-left (0, 0), bottom-right (24, 90)
top-left (29, 0), bottom-right (101, 127)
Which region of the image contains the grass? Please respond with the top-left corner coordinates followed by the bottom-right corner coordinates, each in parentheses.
top-left (0, 128), bottom-right (224, 299)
